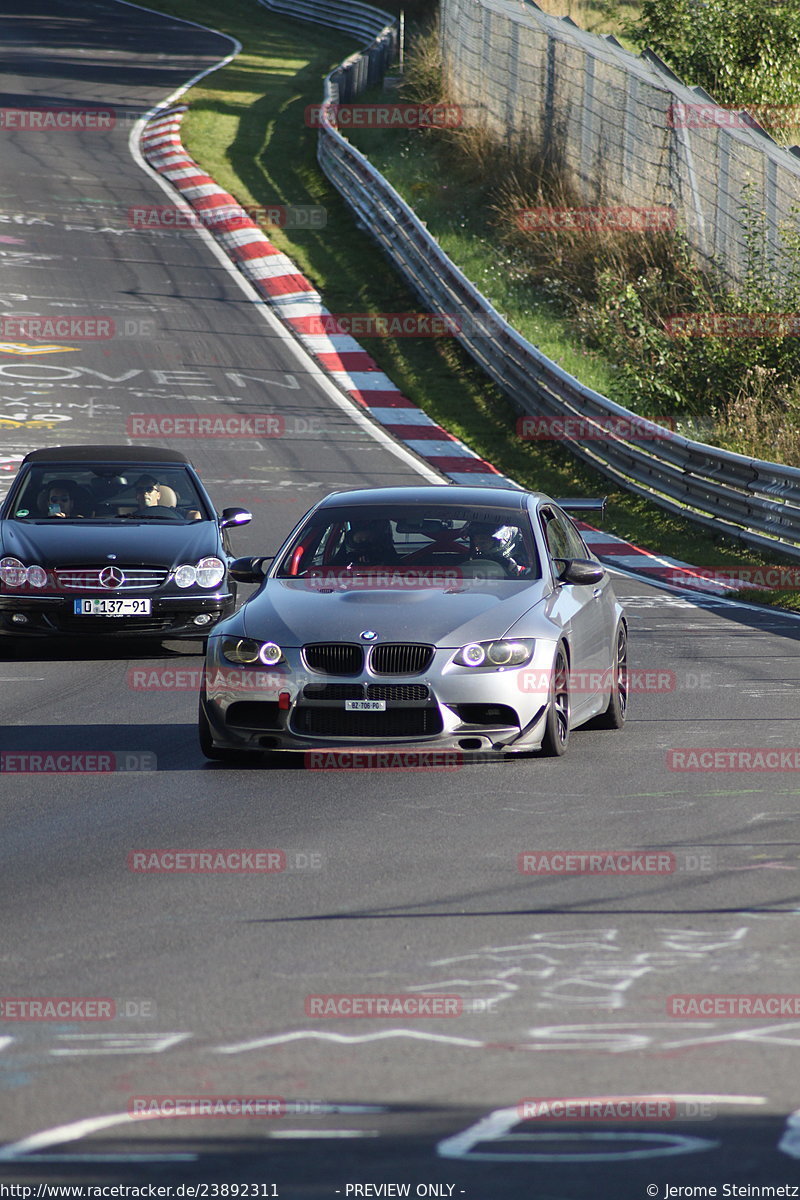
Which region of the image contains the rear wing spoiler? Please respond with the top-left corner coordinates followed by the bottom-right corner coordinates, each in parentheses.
top-left (555, 496), bottom-right (607, 516)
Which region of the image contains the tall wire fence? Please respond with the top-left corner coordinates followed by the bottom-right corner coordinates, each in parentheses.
top-left (441, 0), bottom-right (800, 282)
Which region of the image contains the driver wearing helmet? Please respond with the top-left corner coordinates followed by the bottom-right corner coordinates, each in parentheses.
top-left (338, 518), bottom-right (398, 566)
top-left (466, 521), bottom-right (527, 576)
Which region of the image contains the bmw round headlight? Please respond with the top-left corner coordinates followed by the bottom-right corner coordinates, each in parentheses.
top-left (258, 641), bottom-right (283, 666)
top-left (0, 557), bottom-right (27, 587)
top-left (487, 640), bottom-right (529, 666)
top-left (174, 564), bottom-right (197, 588)
top-left (25, 565), bottom-right (48, 589)
top-left (461, 643), bottom-right (486, 667)
top-left (455, 639), bottom-right (535, 669)
top-left (221, 636), bottom-right (261, 665)
top-left (195, 557), bottom-right (225, 588)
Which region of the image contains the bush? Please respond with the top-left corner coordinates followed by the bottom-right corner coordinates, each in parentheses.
top-left (632, 0), bottom-right (800, 140)
top-left (395, 11), bottom-right (800, 463)
top-left (491, 173), bottom-right (800, 440)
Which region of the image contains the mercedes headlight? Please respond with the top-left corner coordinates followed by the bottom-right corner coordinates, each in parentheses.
top-left (196, 557), bottom-right (225, 588)
top-left (174, 557), bottom-right (225, 589)
top-left (25, 565), bottom-right (48, 588)
top-left (0, 558), bottom-right (48, 588)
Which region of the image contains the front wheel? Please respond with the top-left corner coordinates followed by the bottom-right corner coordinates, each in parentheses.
top-left (539, 644), bottom-right (570, 757)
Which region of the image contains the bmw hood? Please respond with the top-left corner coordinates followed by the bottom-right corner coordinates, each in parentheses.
top-left (236, 577), bottom-right (552, 646)
top-left (0, 519), bottom-right (219, 569)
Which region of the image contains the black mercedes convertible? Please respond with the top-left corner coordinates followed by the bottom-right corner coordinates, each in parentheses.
top-left (0, 445), bottom-right (251, 641)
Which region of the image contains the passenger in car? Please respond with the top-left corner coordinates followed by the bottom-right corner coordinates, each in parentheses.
top-left (38, 479), bottom-right (92, 518)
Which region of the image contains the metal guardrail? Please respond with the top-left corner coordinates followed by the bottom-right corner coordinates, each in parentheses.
top-left (259, 0), bottom-right (800, 560)
top-left (255, 0), bottom-right (394, 45)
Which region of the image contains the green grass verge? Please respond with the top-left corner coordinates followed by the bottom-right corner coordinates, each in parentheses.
top-left (137, 0), bottom-right (800, 608)
top-left (734, 588), bottom-right (800, 611)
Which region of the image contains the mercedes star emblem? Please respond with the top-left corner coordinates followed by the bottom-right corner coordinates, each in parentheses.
top-left (99, 566), bottom-right (124, 589)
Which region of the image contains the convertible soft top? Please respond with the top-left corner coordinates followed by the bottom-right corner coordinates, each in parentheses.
top-left (21, 445), bottom-right (191, 465)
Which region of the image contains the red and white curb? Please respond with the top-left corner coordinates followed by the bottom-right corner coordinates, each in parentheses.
top-left (576, 525), bottom-right (753, 594)
top-left (140, 108), bottom-right (517, 491)
top-left (139, 109), bottom-right (752, 598)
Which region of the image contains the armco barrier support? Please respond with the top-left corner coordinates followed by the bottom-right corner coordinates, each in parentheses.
top-left (256, 0), bottom-right (800, 559)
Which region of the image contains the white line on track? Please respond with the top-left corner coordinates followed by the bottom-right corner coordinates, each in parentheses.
top-left (214, 1030), bottom-right (494, 1053)
top-left (269, 1130), bottom-right (379, 1138)
top-left (608, 565), bottom-right (800, 620)
top-left (437, 1096), bottom-right (768, 1163)
top-left (116, 0), bottom-right (445, 489)
top-left (0, 1110), bottom-right (194, 1163)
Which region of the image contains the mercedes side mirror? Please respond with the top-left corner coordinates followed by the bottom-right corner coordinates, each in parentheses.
top-left (219, 507), bottom-right (252, 529)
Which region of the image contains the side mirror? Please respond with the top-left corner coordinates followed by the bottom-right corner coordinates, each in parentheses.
top-left (229, 555), bottom-right (272, 584)
top-left (556, 558), bottom-right (605, 585)
top-left (219, 506), bottom-right (252, 529)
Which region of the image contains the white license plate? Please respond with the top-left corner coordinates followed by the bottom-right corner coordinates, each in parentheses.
top-left (74, 598), bottom-right (152, 616)
top-left (345, 699), bottom-right (386, 712)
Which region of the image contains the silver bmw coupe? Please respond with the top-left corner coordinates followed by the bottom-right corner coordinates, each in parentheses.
top-left (199, 485), bottom-right (627, 761)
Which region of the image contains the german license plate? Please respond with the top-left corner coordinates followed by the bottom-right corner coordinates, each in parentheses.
top-left (345, 699), bottom-right (386, 712)
top-left (74, 598), bottom-right (152, 616)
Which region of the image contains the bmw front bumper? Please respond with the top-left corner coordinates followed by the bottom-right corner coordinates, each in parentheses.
top-left (201, 639), bottom-right (560, 756)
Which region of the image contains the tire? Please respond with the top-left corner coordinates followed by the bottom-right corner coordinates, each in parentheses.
top-left (539, 643), bottom-right (570, 757)
top-left (590, 622), bottom-right (628, 730)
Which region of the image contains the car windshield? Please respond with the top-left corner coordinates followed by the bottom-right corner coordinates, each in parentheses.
top-left (8, 464), bottom-right (209, 521)
top-left (275, 503), bottom-right (540, 580)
